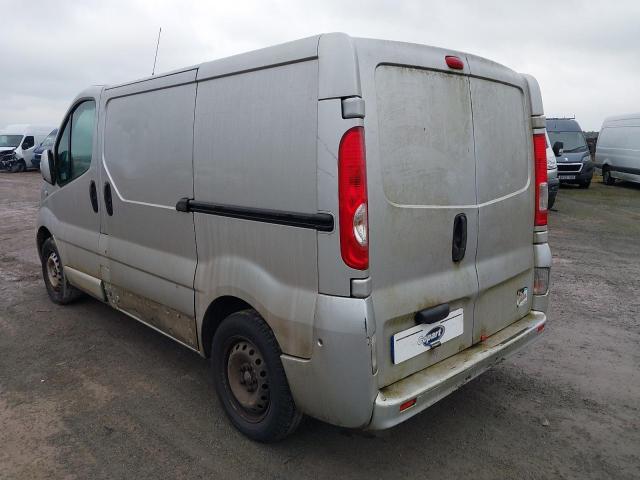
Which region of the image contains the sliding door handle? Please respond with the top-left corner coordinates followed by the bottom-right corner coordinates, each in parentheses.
top-left (104, 182), bottom-right (113, 216)
top-left (89, 180), bottom-right (99, 213)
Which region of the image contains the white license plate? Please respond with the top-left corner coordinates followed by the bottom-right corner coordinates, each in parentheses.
top-left (391, 308), bottom-right (464, 365)
top-left (559, 175), bottom-right (576, 180)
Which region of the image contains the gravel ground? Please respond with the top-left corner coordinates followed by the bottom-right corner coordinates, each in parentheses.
top-left (1, 171), bottom-right (639, 479)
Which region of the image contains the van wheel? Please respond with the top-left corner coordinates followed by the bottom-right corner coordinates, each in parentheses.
top-left (11, 160), bottom-right (26, 173)
top-left (603, 168), bottom-right (615, 185)
top-left (211, 309), bottom-right (302, 442)
top-left (40, 238), bottom-right (82, 304)
top-left (578, 179), bottom-right (591, 189)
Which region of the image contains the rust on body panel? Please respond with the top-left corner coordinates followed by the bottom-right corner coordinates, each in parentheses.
top-left (104, 283), bottom-right (198, 349)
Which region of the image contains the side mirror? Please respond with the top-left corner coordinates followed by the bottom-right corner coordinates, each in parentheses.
top-left (40, 149), bottom-right (55, 184)
top-left (552, 141), bottom-right (564, 157)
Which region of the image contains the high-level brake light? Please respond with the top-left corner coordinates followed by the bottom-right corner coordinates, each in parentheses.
top-left (445, 55), bottom-right (464, 70)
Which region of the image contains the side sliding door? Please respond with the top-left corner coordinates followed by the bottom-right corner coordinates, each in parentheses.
top-left (98, 71), bottom-right (199, 349)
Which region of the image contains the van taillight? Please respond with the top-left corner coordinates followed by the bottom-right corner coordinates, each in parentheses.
top-left (338, 127), bottom-right (369, 270)
top-left (533, 133), bottom-right (548, 226)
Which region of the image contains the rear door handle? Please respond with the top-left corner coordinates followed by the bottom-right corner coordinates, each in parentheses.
top-left (452, 213), bottom-right (467, 262)
top-left (415, 303), bottom-right (450, 325)
top-left (103, 182), bottom-right (113, 216)
top-left (89, 180), bottom-right (99, 213)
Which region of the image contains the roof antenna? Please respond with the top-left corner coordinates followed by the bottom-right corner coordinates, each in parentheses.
top-left (152, 27), bottom-right (162, 76)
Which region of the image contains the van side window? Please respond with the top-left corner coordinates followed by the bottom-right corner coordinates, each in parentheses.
top-left (56, 100), bottom-right (96, 185)
top-left (21, 136), bottom-right (35, 150)
top-left (56, 122), bottom-right (71, 182)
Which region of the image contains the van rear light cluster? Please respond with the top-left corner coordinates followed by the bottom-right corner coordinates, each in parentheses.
top-left (533, 267), bottom-right (550, 295)
top-left (532, 133), bottom-right (548, 226)
top-left (338, 127), bottom-right (369, 270)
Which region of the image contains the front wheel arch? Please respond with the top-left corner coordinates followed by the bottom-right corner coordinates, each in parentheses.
top-left (36, 226), bottom-right (53, 261)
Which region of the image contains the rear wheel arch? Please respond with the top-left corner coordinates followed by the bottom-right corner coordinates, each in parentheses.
top-left (602, 164), bottom-right (615, 185)
top-left (200, 296), bottom-right (253, 358)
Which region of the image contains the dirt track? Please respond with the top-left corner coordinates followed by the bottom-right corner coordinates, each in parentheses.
top-left (1, 171), bottom-right (639, 479)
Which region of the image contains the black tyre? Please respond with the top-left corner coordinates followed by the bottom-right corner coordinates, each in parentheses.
top-left (10, 160), bottom-right (26, 173)
top-left (579, 179), bottom-right (591, 189)
top-left (603, 167), bottom-right (615, 185)
top-left (548, 191), bottom-right (556, 210)
top-left (211, 309), bottom-right (302, 442)
top-left (40, 238), bottom-right (82, 304)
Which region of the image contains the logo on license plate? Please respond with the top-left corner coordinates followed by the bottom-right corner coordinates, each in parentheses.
top-left (517, 287), bottom-right (528, 307)
top-left (419, 325), bottom-right (445, 347)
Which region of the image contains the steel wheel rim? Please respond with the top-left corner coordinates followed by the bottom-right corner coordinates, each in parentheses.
top-left (225, 337), bottom-right (270, 422)
top-left (46, 252), bottom-right (62, 290)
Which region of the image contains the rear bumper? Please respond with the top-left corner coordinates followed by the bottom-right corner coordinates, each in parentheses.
top-left (367, 310), bottom-right (546, 430)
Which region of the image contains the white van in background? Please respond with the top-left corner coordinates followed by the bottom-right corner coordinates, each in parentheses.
top-left (0, 124), bottom-right (55, 172)
top-left (596, 114), bottom-right (640, 185)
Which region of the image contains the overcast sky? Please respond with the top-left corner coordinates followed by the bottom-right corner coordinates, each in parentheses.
top-left (2, 0), bottom-right (639, 131)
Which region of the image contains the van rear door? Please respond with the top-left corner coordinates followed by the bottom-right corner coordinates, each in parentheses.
top-left (370, 63), bottom-right (479, 387)
top-left (467, 60), bottom-right (535, 342)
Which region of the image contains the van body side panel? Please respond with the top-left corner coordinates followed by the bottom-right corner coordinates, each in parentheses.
top-left (468, 73), bottom-right (535, 341)
top-left (193, 61), bottom-right (319, 358)
top-left (100, 73), bottom-right (198, 347)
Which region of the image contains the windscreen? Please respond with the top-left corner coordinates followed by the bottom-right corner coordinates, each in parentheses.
top-left (548, 131), bottom-right (587, 152)
top-left (41, 132), bottom-right (57, 148)
top-left (0, 135), bottom-right (22, 148)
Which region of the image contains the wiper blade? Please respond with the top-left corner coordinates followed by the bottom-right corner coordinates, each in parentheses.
top-left (563, 146), bottom-right (586, 153)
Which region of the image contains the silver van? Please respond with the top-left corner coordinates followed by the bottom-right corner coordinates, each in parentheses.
top-left (595, 113), bottom-right (640, 185)
top-left (36, 34), bottom-right (551, 442)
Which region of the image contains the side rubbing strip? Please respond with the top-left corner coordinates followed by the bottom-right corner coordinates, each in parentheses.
top-left (176, 198), bottom-right (334, 232)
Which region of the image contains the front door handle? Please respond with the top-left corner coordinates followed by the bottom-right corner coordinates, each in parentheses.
top-left (452, 213), bottom-right (467, 262)
top-left (89, 180), bottom-right (99, 213)
top-left (104, 182), bottom-right (113, 216)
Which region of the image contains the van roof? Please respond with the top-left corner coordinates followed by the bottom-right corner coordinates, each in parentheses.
top-left (601, 113), bottom-right (640, 128)
top-left (546, 118), bottom-right (583, 132)
top-left (103, 33), bottom-right (529, 104)
top-left (106, 34), bottom-right (322, 92)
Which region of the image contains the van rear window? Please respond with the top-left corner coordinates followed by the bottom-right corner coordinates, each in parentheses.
top-left (375, 65), bottom-right (477, 207)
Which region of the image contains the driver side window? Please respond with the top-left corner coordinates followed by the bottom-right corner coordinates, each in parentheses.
top-left (22, 136), bottom-right (35, 150)
top-left (55, 100), bottom-right (96, 185)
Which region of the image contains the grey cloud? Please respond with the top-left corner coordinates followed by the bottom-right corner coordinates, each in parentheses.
top-left (2, 0), bottom-right (639, 130)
